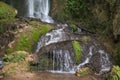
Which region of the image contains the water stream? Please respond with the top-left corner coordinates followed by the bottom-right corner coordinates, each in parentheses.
top-left (26, 0), bottom-right (54, 23)
top-left (36, 24), bottom-right (112, 74)
top-left (4, 0), bottom-right (54, 23)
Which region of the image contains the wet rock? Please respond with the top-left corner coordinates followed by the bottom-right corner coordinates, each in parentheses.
top-left (35, 25), bottom-right (112, 74)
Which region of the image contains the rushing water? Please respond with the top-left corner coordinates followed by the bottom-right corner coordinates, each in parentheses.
top-left (26, 0), bottom-right (54, 23)
top-left (4, 0), bottom-right (54, 23)
top-left (36, 24), bottom-right (112, 74)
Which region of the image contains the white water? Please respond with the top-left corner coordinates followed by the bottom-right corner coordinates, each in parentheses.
top-left (36, 25), bottom-right (111, 74)
top-left (36, 24), bottom-right (80, 53)
top-left (98, 50), bottom-right (111, 75)
top-left (76, 46), bottom-right (94, 70)
top-left (27, 0), bottom-right (54, 23)
top-left (49, 50), bottom-right (75, 73)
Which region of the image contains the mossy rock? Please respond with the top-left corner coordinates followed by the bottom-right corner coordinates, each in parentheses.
top-left (72, 40), bottom-right (82, 64)
top-left (76, 67), bottom-right (91, 77)
top-left (81, 36), bottom-right (89, 43)
top-left (69, 24), bottom-right (77, 32)
top-left (0, 1), bottom-right (16, 23)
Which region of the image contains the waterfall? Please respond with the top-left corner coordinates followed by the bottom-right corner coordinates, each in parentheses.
top-left (27, 0), bottom-right (54, 23)
top-left (49, 49), bottom-right (75, 73)
top-left (36, 24), bottom-right (112, 74)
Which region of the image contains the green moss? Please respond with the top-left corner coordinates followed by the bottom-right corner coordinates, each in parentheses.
top-left (6, 21), bottom-right (53, 53)
top-left (16, 34), bottom-right (31, 51)
top-left (0, 1), bottom-right (16, 23)
top-left (69, 24), bottom-right (77, 32)
top-left (3, 51), bottom-right (28, 63)
top-left (6, 48), bottom-right (14, 54)
top-left (81, 36), bottom-right (89, 43)
top-left (72, 40), bottom-right (82, 64)
top-left (76, 67), bottom-right (91, 77)
top-left (16, 26), bottom-right (50, 52)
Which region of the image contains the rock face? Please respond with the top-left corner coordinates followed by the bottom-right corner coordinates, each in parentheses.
top-left (35, 24), bottom-right (112, 74)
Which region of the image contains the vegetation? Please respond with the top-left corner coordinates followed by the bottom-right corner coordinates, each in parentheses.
top-left (76, 67), bottom-right (91, 77)
top-left (6, 21), bottom-right (53, 53)
top-left (81, 36), bottom-right (89, 43)
top-left (2, 51), bottom-right (29, 75)
top-left (0, 1), bottom-right (16, 23)
top-left (72, 40), bottom-right (82, 64)
top-left (65, 0), bottom-right (88, 19)
top-left (105, 66), bottom-right (120, 80)
top-left (0, 24), bottom-right (3, 32)
top-left (69, 24), bottom-right (77, 32)
top-left (114, 47), bottom-right (120, 66)
top-left (3, 51), bottom-right (28, 63)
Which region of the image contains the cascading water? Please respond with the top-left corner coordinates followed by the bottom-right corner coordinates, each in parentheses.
top-left (49, 49), bottom-right (75, 73)
top-left (36, 24), bottom-right (112, 74)
top-left (26, 0), bottom-right (54, 23)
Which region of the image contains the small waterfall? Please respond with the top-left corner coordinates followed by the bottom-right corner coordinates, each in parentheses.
top-left (49, 49), bottom-right (75, 73)
top-left (36, 24), bottom-right (112, 74)
top-left (26, 0), bottom-right (54, 23)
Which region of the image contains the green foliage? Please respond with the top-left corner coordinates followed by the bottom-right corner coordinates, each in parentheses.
top-left (105, 66), bottom-right (120, 80)
top-left (16, 26), bottom-right (50, 52)
top-left (65, 0), bottom-right (88, 19)
top-left (72, 40), bottom-right (82, 64)
top-left (5, 22), bottom-right (52, 53)
top-left (16, 34), bottom-right (31, 52)
top-left (0, 1), bottom-right (16, 23)
top-left (3, 51), bottom-right (27, 63)
top-left (69, 24), bottom-right (77, 32)
top-left (6, 48), bottom-right (14, 54)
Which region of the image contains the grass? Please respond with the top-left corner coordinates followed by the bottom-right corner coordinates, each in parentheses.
top-left (6, 21), bottom-right (53, 53)
top-left (72, 40), bottom-right (82, 64)
top-left (0, 1), bottom-right (16, 23)
top-left (3, 51), bottom-right (28, 63)
top-left (16, 26), bottom-right (51, 52)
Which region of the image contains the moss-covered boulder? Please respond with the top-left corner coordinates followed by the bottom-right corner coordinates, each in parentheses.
top-left (0, 1), bottom-right (16, 23)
